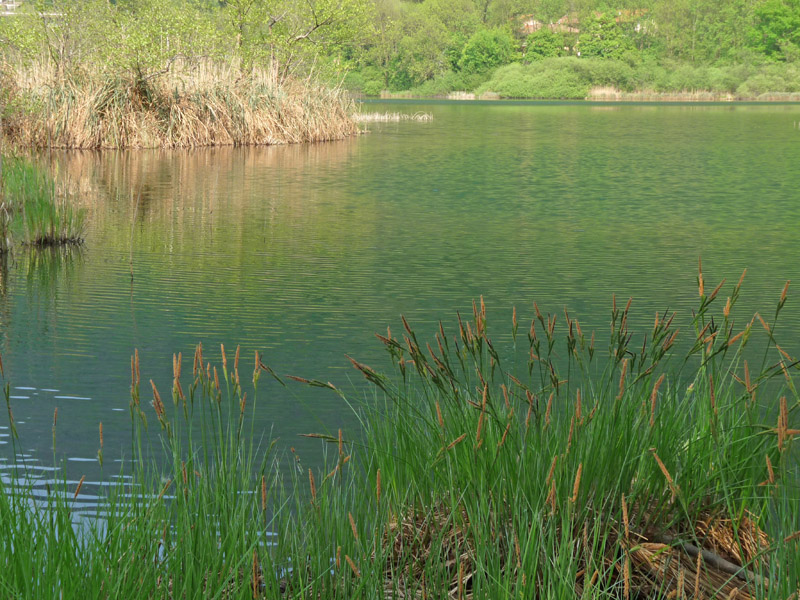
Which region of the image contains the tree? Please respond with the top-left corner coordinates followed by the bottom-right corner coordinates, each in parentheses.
top-left (577, 13), bottom-right (636, 61)
top-left (747, 0), bottom-right (800, 60)
top-left (459, 27), bottom-right (517, 73)
top-left (526, 27), bottom-right (564, 59)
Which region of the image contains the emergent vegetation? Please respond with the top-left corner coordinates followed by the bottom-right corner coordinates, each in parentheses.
top-left (1, 270), bottom-right (798, 597)
top-left (0, 155), bottom-right (85, 250)
top-left (0, 0), bottom-right (365, 148)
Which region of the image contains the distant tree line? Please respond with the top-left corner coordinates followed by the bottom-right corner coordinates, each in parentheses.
top-left (1, 0), bottom-right (799, 98)
top-left (343, 0), bottom-right (800, 96)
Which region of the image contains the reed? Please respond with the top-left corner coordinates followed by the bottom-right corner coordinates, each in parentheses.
top-left (0, 271), bottom-right (798, 598)
top-left (2, 60), bottom-right (359, 150)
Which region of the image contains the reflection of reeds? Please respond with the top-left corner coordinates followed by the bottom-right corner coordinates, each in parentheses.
top-left (4, 61), bottom-right (359, 149)
top-left (19, 244), bottom-right (84, 304)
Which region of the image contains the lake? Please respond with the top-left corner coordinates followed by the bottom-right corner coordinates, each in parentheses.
top-left (2, 100), bottom-right (800, 486)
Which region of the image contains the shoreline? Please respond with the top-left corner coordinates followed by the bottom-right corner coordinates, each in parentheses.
top-left (367, 90), bottom-right (800, 103)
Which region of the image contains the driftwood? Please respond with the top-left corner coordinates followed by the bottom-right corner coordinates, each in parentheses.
top-left (653, 532), bottom-right (770, 590)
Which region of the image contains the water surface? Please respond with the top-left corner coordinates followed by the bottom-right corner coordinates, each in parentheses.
top-left (2, 100), bottom-right (799, 481)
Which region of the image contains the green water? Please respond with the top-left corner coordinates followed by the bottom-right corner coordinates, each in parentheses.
top-left (2, 101), bottom-right (800, 481)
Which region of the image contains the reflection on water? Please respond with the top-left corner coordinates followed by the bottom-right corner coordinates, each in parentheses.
top-left (1, 101), bottom-right (800, 478)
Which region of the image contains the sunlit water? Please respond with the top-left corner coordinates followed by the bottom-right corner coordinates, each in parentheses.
top-left (2, 100), bottom-right (800, 493)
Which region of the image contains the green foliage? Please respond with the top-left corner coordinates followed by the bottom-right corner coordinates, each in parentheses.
top-left (525, 27), bottom-right (564, 60)
top-left (475, 55), bottom-right (800, 98)
top-left (409, 69), bottom-right (491, 96)
top-left (747, 0), bottom-right (800, 60)
top-left (2, 279), bottom-right (798, 596)
top-left (477, 60), bottom-right (590, 98)
top-left (0, 156), bottom-right (85, 247)
top-left (578, 13), bottom-right (638, 62)
top-left (458, 27), bottom-right (517, 73)
top-left (393, 3), bottom-right (453, 86)
top-left (362, 79), bottom-right (385, 96)
top-left (5, 0), bottom-right (800, 104)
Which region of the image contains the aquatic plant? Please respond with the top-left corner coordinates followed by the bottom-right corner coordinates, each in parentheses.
top-left (0, 269), bottom-right (798, 597)
top-left (2, 61), bottom-right (359, 150)
top-left (0, 155), bottom-right (85, 247)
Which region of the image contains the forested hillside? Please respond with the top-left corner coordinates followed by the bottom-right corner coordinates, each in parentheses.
top-left (1, 0), bottom-right (799, 105)
top-left (344, 0), bottom-right (800, 97)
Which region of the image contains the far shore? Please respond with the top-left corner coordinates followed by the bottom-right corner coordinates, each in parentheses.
top-left (370, 88), bottom-right (800, 103)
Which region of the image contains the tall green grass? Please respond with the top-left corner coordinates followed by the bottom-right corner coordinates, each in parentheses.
top-left (0, 155), bottom-right (85, 247)
top-left (0, 271), bottom-right (798, 597)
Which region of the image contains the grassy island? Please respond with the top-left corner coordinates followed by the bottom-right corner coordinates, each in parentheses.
top-left (1, 270), bottom-right (798, 598)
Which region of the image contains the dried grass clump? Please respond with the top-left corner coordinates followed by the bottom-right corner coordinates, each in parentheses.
top-left (586, 86), bottom-right (737, 102)
top-left (378, 501), bottom-right (772, 599)
top-left (382, 503), bottom-right (482, 600)
top-left (3, 61), bottom-right (359, 149)
top-left (626, 511), bottom-right (769, 599)
top-left (353, 111), bottom-right (433, 123)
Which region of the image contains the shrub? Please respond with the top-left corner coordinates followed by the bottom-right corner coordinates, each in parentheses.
top-left (478, 61), bottom-right (589, 99)
top-left (362, 79), bottom-right (384, 97)
top-left (459, 28), bottom-right (518, 74)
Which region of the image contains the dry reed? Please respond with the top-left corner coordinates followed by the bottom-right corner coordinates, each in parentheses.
top-left (352, 111), bottom-right (433, 123)
top-left (3, 60), bottom-right (359, 149)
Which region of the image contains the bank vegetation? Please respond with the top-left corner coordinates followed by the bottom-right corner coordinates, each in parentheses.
top-left (0, 270), bottom-right (798, 597)
top-left (0, 0), bottom-right (364, 149)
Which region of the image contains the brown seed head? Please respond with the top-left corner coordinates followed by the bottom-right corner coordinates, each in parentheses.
top-left (308, 469), bottom-right (316, 501)
top-left (621, 494), bottom-right (629, 542)
top-left (650, 448), bottom-right (679, 500)
top-left (73, 475), bottom-right (85, 499)
top-left (349, 512), bottom-right (358, 539)
top-left (694, 552), bottom-right (702, 598)
top-left (447, 433), bottom-right (467, 450)
top-left (766, 454), bottom-right (775, 484)
top-left (546, 455), bottom-right (558, 486)
top-left (261, 475), bottom-right (267, 510)
top-left (698, 257), bottom-right (704, 297)
top-left (345, 555), bottom-right (360, 578)
top-left (545, 392), bottom-right (553, 426)
top-left (571, 463), bottom-right (582, 503)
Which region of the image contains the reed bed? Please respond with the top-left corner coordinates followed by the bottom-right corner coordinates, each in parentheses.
top-left (353, 112), bottom-right (433, 123)
top-left (0, 268), bottom-right (798, 598)
top-left (587, 86), bottom-right (800, 102)
top-left (2, 61), bottom-right (359, 149)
